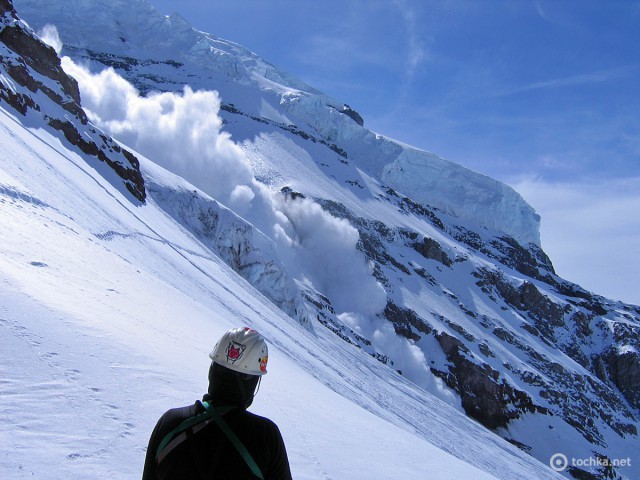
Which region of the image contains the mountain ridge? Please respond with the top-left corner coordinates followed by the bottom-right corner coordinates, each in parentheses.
top-left (13, 0), bottom-right (541, 247)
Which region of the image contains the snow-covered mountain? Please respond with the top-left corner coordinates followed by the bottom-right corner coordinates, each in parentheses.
top-left (2, 0), bottom-right (639, 479)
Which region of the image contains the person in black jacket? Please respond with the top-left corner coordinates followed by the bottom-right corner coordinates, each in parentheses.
top-left (142, 327), bottom-right (293, 480)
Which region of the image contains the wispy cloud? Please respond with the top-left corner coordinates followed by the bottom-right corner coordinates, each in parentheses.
top-left (534, 1), bottom-right (549, 22)
top-left (391, 0), bottom-right (427, 78)
top-left (496, 65), bottom-right (638, 97)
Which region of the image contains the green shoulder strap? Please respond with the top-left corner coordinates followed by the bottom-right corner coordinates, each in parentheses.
top-left (201, 401), bottom-right (265, 480)
top-left (156, 403), bottom-right (234, 462)
top-left (155, 401), bottom-right (264, 480)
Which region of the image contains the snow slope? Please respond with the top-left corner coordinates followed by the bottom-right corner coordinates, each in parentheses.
top-left (0, 106), bottom-right (563, 479)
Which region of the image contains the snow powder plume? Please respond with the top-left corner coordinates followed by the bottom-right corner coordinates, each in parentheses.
top-left (61, 58), bottom-right (253, 205)
top-left (275, 195), bottom-right (387, 316)
top-left (62, 59), bottom-right (386, 321)
top-left (37, 24), bottom-right (63, 54)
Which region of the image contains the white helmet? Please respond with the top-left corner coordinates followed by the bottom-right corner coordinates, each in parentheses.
top-left (209, 327), bottom-right (268, 376)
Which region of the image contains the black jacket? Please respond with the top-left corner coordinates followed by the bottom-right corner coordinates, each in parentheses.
top-left (142, 397), bottom-right (292, 480)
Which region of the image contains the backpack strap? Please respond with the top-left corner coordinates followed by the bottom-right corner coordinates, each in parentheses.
top-left (155, 401), bottom-right (265, 480)
top-left (201, 401), bottom-right (265, 480)
top-left (155, 403), bottom-right (234, 464)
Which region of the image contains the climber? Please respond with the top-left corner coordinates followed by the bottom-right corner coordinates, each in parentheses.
top-left (142, 327), bottom-right (293, 479)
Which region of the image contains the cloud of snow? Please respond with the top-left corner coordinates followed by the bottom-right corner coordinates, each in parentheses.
top-left (340, 311), bottom-right (460, 407)
top-left (275, 196), bottom-right (387, 315)
top-left (37, 24), bottom-right (63, 54)
top-left (62, 59), bottom-right (388, 318)
top-left (61, 58), bottom-right (253, 204)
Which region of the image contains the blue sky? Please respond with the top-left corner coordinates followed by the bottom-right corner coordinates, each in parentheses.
top-left (148, 0), bottom-right (640, 305)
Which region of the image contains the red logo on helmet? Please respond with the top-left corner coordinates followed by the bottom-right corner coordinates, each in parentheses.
top-left (226, 341), bottom-right (246, 363)
top-left (259, 356), bottom-right (268, 373)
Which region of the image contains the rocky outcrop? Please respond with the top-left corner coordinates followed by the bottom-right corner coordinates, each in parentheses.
top-left (451, 226), bottom-right (555, 281)
top-left (604, 348), bottom-right (640, 410)
top-left (0, 0), bottom-right (145, 201)
top-left (411, 235), bottom-right (453, 267)
top-left (0, 14), bottom-right (82, 110)
top-left (384, 301), bottom-right (433, 341)
top-left (434, 332), bottom-right (545, 429)
top-left (339, 103), bottom-right (364, 126)
top-left (311, 194), bottom-right (639, 479)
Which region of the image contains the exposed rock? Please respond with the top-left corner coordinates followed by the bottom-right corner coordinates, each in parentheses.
top-left (339, 103), bottom-right (364, 126)
top-left (475, 269), bottom-right (565, 334)
top-left (490, 236), bottom-right (555, 279)
top-left (280, 185), bottom-right (306, 200)
top-left (0, 1), bottom-right (145, 202)
top-left (451, 226), bottom-right (554, 281)
top-left (604, 348), bottom-right (640, 409)
top-left (411, 236), bottom-right (452, 267)
top-left (434, 331), bottom-right (544, 429)
top-left (397, 194), bottom-right (446, 230)
top-left (46, 118), bottom-right (145, 201)
top-left (0, 19), bottom-right (83, 112)
top-left (384, 301), bottom-right (432, 341)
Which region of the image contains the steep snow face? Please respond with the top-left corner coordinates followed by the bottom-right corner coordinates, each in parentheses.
top-left (381, 148), bottom-right (541, 246)
top-left (13, 0), bottom-right (316, 94)
top-left (141, 161), bottom-right (315, 330)
top-left (13, 0), bottom-right (542, 247)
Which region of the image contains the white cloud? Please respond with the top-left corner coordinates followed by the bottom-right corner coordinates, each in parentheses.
top-left (512, 176), bottom-right (640, 305)
top-left (391, 0), bottom-right (426, 75)
top-left (496, 66), bottom-right (638, 98)
top-left (534, 2), bottom-right (549, 22)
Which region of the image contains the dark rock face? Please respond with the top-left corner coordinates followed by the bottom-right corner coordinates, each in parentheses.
top-left (311, 194), bottom-right (639, 479)
top-left (451, 226), bottom-right (555, 281)
top-left (0, 0), bottom-right (16, 22)
top-left (475, 269), bottom-right (566, 334)
top-left (0, 20), bottom-right (82, 107)
top-left (340, 104), bottom-right (364, 126)
top-left (604, 349), bottom-right (640, 409)
top-left (0, 0), bottom-right (145, 202)
top-left (434, 332), bottom-right (545, 429)
top-left (384, 301), bottom-right (433, 341)
top-left (412, 236), bottom-right (452, 267)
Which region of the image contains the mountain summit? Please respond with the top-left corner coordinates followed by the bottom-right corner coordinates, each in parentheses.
top-left (3, 0), bottom-right (639, 479)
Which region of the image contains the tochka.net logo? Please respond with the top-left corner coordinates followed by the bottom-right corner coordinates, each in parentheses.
top-left (549, 453), bottom-right (632, 472)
